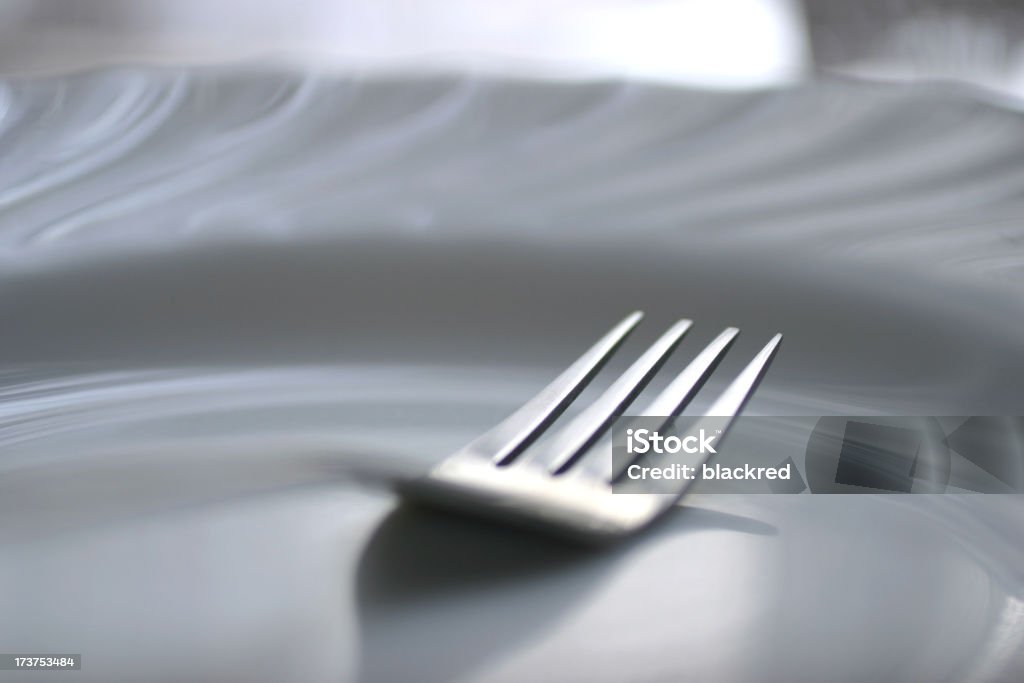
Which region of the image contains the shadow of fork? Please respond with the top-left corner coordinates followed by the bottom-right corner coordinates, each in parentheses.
top-left (354, 502), bottom-right (776, 683)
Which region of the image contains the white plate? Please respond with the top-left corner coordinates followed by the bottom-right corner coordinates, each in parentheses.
top-left (1, 69), bottom-right (1023, 682)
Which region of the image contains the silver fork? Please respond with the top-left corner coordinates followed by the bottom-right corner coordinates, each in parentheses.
top-left (400, 312), bottom-right (782, 543)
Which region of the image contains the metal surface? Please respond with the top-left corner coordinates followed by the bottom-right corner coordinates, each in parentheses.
top-left (402, 315), bottom-right (781, 542)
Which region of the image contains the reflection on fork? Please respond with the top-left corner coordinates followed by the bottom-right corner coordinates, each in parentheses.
top-left (400, 312), bottom-right (782, 542)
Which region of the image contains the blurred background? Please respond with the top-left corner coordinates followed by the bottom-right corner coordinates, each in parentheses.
top-left (0, 0), bottom-right (1022, 98)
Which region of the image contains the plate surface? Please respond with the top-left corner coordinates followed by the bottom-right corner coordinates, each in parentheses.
top-left (1, 69), bottom-right (1023, 683)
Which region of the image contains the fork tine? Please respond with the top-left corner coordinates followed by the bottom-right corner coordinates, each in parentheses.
top-left (642, 327), bottom-right (740, 418)
top-left (522, 319), bottom-right (693, 474)
top-left (705, 333), bottom-right (782, 418)
top-left (459, 312), bottom-right (643, 465)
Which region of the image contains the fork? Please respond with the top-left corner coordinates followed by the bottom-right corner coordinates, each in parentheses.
top-left (399, 312), bottom-right (782, 543)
